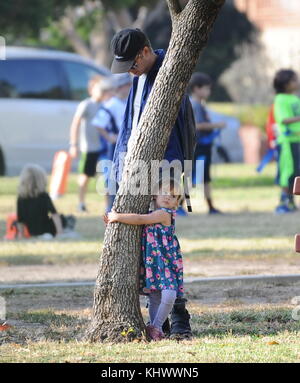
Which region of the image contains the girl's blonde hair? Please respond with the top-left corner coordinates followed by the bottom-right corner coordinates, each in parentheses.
top-left (18, 164), bottom-right (47, 198)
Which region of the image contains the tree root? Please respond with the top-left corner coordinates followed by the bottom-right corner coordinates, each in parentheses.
top-left (85, 321), bottom-right (147, 343)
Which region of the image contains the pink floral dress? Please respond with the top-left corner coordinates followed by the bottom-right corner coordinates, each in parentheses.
top-left (139, 207), bottom-right (184, 297)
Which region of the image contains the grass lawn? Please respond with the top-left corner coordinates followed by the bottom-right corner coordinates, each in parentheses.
top-left (0, 163), bottom-right (299, 269)
top-left (0, 285), bottom-right (300, 362)
top-left (0, 287), bottom-right (300, 363)
top-left (1, 163), bottom-right (300, 362)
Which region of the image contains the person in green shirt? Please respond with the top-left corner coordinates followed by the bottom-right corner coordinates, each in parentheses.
top-left (273, 69), bottom-right (300, 213)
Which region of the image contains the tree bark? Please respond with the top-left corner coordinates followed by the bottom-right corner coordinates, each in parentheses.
top-left (86, 0), bottom-right (225, 343)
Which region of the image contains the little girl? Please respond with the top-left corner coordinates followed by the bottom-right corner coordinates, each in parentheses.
top-left (104, 178), bottom-right (184, 341)
top-left (17, 164), bottom-right (75, 238)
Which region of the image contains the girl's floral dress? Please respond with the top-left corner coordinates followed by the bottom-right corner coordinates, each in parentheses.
top-left (139, 207), bottom-right (184, 297)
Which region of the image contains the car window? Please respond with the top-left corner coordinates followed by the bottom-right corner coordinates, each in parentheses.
top-left (0, 59), bottom-right (65, 99)
top-left (61, 61), bottom-right (106, 100)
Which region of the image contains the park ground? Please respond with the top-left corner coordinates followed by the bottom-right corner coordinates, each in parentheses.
top-left (1, 163), bottom-right (300, 362)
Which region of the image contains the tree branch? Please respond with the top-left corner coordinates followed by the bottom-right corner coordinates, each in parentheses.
top-left (107, 11), bottom-right (123, 32)
top-left (109, 8), bottom-right (133, 31)
top-left (59, 6), bottom-right (92, 59)
top-left (143, 0), bottom-right (167, 30)
top-left (132, 6), bottom-right (149, 30)
top-left (167, 0), bottom-right (182, 17)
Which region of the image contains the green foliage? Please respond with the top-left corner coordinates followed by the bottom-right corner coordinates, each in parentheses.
top-left (0, 0), bottom-right (81, 37)
top-left (0, 0), bottom-right (158, 42)
top-left (40, 8), bottom-right (105, 51)
top-left (102, 0), bottom-right (156, 11)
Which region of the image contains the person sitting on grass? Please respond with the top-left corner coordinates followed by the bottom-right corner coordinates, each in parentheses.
top-left (104, 178), bottom-right (186, 341)
top-left (16, 164), bottom-right (76, 239)
top-left (273, 69), bottom-right (300, 213)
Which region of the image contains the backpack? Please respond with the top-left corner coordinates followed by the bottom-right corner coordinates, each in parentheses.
top-left (4, 213), bottom-right (30, 240)
top-left (97, 105), bottom-right (119, 160)
top-left (97, 106), bottom-right (119, 135)
top-left (182, 95), bottom-right (197, 164)
top-left (180, 95), bottom-right (197, 212)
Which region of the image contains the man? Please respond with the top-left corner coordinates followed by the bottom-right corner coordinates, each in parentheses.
top-left (110, 28), bottom-right (192, 339)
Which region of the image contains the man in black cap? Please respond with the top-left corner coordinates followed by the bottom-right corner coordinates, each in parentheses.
top-left (110, 28), bottom-right (193, 340)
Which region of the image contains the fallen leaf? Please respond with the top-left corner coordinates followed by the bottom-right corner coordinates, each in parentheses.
top-left (268, 341), bottom-right (279, 345)
top-left (0, 324), bottom-right (12, 331)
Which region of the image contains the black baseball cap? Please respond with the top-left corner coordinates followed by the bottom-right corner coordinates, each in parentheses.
top-left (111, 28), bottom-right (148, 74)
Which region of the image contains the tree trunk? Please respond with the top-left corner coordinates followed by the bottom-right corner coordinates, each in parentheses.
top-left (86, 0), bottom-right (225, 343)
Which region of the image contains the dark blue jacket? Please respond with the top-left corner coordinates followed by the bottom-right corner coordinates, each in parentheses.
top-left (112, 49), bottom-right (186, 182)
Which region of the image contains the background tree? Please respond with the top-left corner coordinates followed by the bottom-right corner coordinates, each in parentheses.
top-left (1, 0), bottom-right (254, 94)
top-left (144, 0), bottom-right (256, 101)
top-left (86, 0), bottom-right (225, 343)
top-left (0, 0), bottom-right (160, 66)
top-left (0, 0), bottom-right (81, 37)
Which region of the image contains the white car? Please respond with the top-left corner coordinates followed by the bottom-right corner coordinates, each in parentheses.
top-left (0, 47), bottom-right (110, 175)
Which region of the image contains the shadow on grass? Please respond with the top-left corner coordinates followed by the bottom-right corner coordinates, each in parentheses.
top-left (3, 307), bottom-right (300, 345)
top-left (177, 211), bottom-right (299, 239)
top-left (4, 309), bottom-right (89, 344)
top-left (185, 247), bottom-right (292, 259)
top-left (192, 307), bottom-right (300, 338)
top-left (11, 309), bottom-right (83, 326)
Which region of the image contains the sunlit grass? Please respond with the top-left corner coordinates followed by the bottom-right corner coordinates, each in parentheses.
top-left (1, 302), bottom-right (300, 363)
top-left (1, 163), bottom-right (299, 267)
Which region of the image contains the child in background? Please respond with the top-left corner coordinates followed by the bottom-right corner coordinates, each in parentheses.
top-left (92, 73), bottom-right (132, 213)
top-left (69, 75), bottom-right (117, 212)
top-left (104, 178), bottom-right (184, 341)
top-left (273, 69), bottom-right (300, 213)
top-left (189, 72), bottom-right (226, 214)
top-left (17, 164), bottom-right (75, 239)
